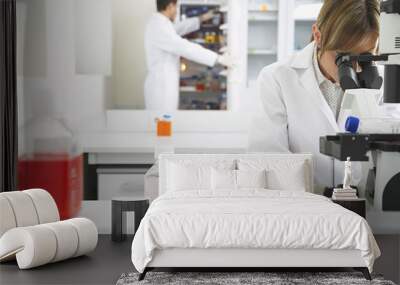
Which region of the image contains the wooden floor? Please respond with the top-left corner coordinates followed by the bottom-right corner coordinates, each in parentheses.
top-left (0, 235), bottom-right (399, 285)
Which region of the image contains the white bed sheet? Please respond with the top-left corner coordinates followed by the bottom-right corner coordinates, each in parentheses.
top-left (131, 189), bottom-right (380, 273)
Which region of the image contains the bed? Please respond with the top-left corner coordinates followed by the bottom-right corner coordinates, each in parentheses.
top-left (131, 154), bottom-right (380, 281)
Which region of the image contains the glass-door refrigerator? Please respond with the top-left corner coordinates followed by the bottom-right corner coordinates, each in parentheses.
top-left (178, 1), bottom-right (228, 110)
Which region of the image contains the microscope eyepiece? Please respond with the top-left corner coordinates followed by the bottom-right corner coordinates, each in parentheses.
top-left (358, 54), bottom-right (383, 90)
top-left (335, 53), bottom-right (383, 91)
top-left (336, 53), bottom-right (360, 90)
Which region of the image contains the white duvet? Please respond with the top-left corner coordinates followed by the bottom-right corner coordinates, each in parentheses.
top-left (131, 190), bottom-right (380, 273)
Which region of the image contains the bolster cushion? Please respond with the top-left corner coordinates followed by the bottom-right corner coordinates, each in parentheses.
top-left (0, 196), bottom-right (17, 237)
top-left (0, 189), bottom-right (60, 237)
top-left (0, 218), bottom-right (98, 269)
top-left (24, 189), bottom-right (60, 223)
top-left (0, 191), bottom-right (39, 228)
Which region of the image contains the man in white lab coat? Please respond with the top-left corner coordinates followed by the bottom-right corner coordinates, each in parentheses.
top-left (144, 0), bottom-right (231, 111)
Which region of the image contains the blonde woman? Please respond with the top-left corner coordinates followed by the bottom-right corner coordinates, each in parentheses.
top-left (249, 0), bottom-right (380, 191)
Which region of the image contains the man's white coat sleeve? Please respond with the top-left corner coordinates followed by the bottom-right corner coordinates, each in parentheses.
top-left (174, 17), bottom-right (200, 36)
top-left (153, 22), bottom-right (218, 67)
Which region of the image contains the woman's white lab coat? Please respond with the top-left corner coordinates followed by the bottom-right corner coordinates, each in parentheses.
top-left (144, 13), bottom-right (218, 111)
top-left (249, 42), bottom-right (359, 192)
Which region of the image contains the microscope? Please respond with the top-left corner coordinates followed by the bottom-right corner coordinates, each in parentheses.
top-left (320, 0), bottom-right (400, 212)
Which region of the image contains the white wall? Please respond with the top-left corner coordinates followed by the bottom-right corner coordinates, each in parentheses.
top-left (17, 0), bottom-right (109, 155)
top-left (75, 0), bottom-right (112, 76)
top-left (18, 0), bottom-right (47, 77)
top-left (111, 0), bottom-right (156, 109)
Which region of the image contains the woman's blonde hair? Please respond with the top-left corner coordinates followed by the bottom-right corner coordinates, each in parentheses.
top-left (315, 0), bottom-right (380, 54)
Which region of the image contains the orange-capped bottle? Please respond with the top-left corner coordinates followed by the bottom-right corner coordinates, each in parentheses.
top-left (156, 115), bottom-right (172, 137)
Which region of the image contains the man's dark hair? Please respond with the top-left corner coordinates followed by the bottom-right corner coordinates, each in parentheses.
top-left (157, 0), bottom-right (178, 12)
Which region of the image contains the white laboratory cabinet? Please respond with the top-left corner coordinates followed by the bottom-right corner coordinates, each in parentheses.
top-left (247, 0), bottom-right (279, 82)
top-left (246, 0), bottom-right (322, 83)
top-left (293, 1), bottom-right (323, 51)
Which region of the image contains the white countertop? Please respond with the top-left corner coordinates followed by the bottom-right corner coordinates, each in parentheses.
top-left (80, 132), bottom-right (249, 154)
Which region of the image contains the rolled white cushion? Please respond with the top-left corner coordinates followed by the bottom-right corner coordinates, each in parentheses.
top-left (24, 189), bottom-right (60, 223)
top-left (1, 192), bottom-right (39, 227)
top-left (67, 218), bottom-right (98, 257)
top-left (0, 218), bottom-right (98, 269)
top-left (0, 226), bottom-right (57, 269)
top-left (42, 221), bottom-right (79, 262)
top-left (0, 195), bottom-right (17, 237)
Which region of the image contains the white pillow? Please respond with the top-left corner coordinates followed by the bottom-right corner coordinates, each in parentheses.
top-left (236, 169), bottom-right (267, 189)
top-left (267, 167), bottom-right (306, 191)
top-left (168, 163), bottom-right (211, 191)
top-left (166, 159), bottom-right (236, 192)
top-left (211, 169), bottom-right (267, 190)
top-left (238, 159), bottom-right (307, 191)
top-left (211, 168), bottom-right (236, 190)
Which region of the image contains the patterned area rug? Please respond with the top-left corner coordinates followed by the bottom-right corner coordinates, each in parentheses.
top-left (116, 272), bottom-right (396, 285)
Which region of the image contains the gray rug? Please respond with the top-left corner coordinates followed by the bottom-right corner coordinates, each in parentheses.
top-left (116, 272), bottom-right (396, 285)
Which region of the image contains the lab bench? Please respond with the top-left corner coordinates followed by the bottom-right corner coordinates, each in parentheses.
top-left (83, 149), bottom-right (155, 201)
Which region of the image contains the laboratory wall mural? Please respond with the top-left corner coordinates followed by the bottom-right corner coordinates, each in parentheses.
top-left (15, 0), bottom-right (400, 234)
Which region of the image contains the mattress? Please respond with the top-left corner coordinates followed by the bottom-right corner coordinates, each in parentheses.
top-left (131, 189), bottom-right (380, 273)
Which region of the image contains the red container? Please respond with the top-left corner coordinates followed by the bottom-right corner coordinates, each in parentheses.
top-left (18, 153), bottom-right (83, 220)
